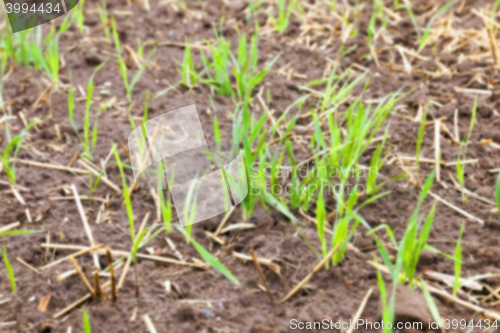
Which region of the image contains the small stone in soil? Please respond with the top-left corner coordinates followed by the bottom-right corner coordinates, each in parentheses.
top-left (201, 309), bottom-right (214, 319)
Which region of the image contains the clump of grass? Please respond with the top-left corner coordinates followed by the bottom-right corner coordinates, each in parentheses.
top-left (369, 171), bottom-right (436, 288)
top-left (113, 144), bottom-right (162, 297)
top-left (310, 86), bottom-right (402, 264)
top-left (0, 19), bottom-right (70, 84)
top-left (2, 122), bottom-right (38, 184)
top-left (158, 164), bottom-right (173, 234)
top-left (2, 246), bottom-right (16, 296)
top-left (112, 145), bottom-right (135, 244)
top-left (234, 104), bottom-right (269, 221)
top-left (201, 36), bottom-right (232, 95)
top-left (367, 0), bottom-right (386, 49)
top-left (200, 33), bottom-right (278, 106)
top-left (418, 0), bottom-right (459, 52)
top-left (68, 62), bottom-right (106, 160)
top-left (111, 17), bottom-right (154, 102)
top-left (181, 44), bottom-right (198, 88)
top-left (2, 136), bottom-right (23, 184)
top-left (273, 0), bottom-right (297, 34)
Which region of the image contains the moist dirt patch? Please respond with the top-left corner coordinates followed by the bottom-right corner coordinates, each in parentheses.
top-left (1, 0), bottom-right (500, 332)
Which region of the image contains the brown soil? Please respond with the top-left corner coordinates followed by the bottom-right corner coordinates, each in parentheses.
top-left (1, 0), bottom-right (500, 332)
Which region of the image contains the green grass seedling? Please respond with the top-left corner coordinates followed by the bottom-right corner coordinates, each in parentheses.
top-left (157, 164), bottom-right (173, 234)
top-left (393, 1), bottom-right (420, 42)
top-left (2, 122), bottom-right (38, 184)
top-left (159, 188), bottom-right (172, 233)
top-left (2, 136), bottom-right (23, 184)
top-left (370, 171), bottom-right (436, 288)
top-left (201, 35), bottom-right (232, 96)
top-left (201, 33), bottom-right (278, 106)
top-left (453, 222), bottom-right (465, 295)
top-left (2, 246), bottom-right (16, 296)
top-left (274, 0), bottom-right (297, 34)
top-left (375, 258), bottom-right (398, 333)
top-left (415, 103), bottom-right (429, 167)
top-left (68, 62), bottom-right (106, 160)
top-left (83, 63), bottom-right (105, 160)
top-left (112, 17), bottom-right (153, 102)
top-left (83, 306), bottom-right (92, 333)
top-left (73, 0), bottom-right (86, 34)
top-left (177, 225), bottom-right (241, 286)
top-left (131, 228), bottom-right (149, 297)
top-left (316, 189), bottom-right (327, 258)
top-left (89, 170), bottom-right (105, 195)
top-left (420, 279), bottom-right (442, 329)
top-left (97, 3), bottom-right (111, 41)
top-left (418, 0), bottom-right (459, 52)
top-left (181, 44), bottom-right (197, 87)
top-left (112, 145), bottom-right (135, 244)
top-left (367, 0), bottom-right (386, 49)
top-left (0, 229), bottom-right (42, 237)
top-left (0, 20), bottom-right (69, 84)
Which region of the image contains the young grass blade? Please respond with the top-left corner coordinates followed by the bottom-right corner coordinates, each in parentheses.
top-left (465, 96), bottom-right (477, 148)
top-left (143, 90), bottom-right (150, 124)
top-left (453, 222), bottom-right (465, 295)
top-left (374, 257), bottom-right (394, 333)
top-left (176, 225), bottom-right (241, 286)
top-left (213, 114), bottom-right (221, 143)
top-left (418, 0), bottom-right (459, 51)
top-left (83, 307), bottom-right (92, 333)
top-left (112, 145), bottom-right (135, 244)
top-left (0, 229), bottom-right (43, 237)
top-left (415, 103), bottom-right (428, 167)
top-left (68, 78), bottom-right (82, 143)
top-left (420, 279), bottom-right (442, 328)
top-left (2, 246), bottom-right (16, 296)
top-left (316, 189), bottom-right (327, 258)
top-left (2, 136), bottom-right (23, 184)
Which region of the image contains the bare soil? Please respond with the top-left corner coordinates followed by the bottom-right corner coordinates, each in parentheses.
top-left (1, 0), bottom-right (500, 332)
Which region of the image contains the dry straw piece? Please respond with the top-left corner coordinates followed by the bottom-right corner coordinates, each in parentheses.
top-left (40, 244), bottom-right (104, 271)
top-left (143, 314), bottom-right (158, 333)
top-left (70, 185), bottom-right (100, 269)
top-left (106, 247), bottom-right (117, 302)
top-left (250, 249), bottom-right (273, 303)
top-left (281, 244), bottom-right (340, 303)
top-left (69, 257), bottom-right (95, 297)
